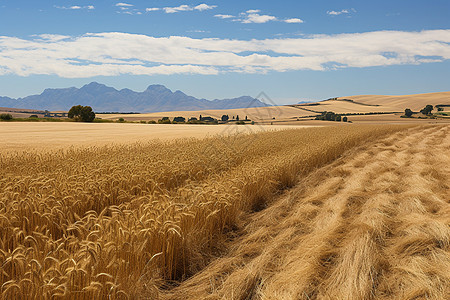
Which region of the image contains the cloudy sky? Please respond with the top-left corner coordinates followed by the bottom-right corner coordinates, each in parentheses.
top-left (0, 0), bottom-right (449, 103)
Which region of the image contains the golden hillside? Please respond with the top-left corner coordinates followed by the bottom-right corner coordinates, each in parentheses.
top-left (290, 92), bottom-right (450, 115)
top-left (338, 91), bottom-right (450, 111)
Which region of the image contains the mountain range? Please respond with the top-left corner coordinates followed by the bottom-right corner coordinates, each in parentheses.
top-left (0, 82), bottom-right (267, 112)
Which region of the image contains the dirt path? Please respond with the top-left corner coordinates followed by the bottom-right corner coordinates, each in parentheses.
top-left (163, 125), bottom-right (449, 299)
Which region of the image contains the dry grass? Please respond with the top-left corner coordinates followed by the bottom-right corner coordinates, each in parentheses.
top-left (340, 113), bottom-right (450, 123)
top-left (310, 92), bottom-right (450, 113)
top-left (340, 92), bottom-right (450, 111)
top-left (0, 122), bottom-right (303, 153)
top-left (164, 125), bottom-right (449, 300)
top-left (0, 125), bottom-right (406, 299)
top-left (288, 92), bottom-right (450, 119)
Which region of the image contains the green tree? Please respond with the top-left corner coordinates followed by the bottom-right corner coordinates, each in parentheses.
top-left (173, 116), bottom-right (186, 123)
top-left (158, 117), bottom-right (171, 124)
top-left (0, 113), bottom-right (13, 121)
top-left (325, 111), bottom-right (335, 121)
top-left (221, 115), bottom-right (229, 122)
top-left (68, 105), bottom-right (95, 122)
top-left (404, 108), bottom-right (413, 117)
top-left (420, 105), bottom-right (433, 115)
top-left (343, 116), bottom-right (348, 122)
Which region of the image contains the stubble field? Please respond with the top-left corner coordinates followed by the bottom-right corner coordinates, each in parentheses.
top-left (166, 125), bottom-right (449, 300)
top-left (1, 124), bottom-right (448, 299)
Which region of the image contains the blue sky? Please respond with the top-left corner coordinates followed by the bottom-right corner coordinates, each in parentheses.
top-left (0, 0), bottom-right (449, 103)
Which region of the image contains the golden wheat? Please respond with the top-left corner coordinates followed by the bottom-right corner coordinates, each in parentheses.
top-left (0, 125), bottom-right (409, 299)
top-left (163, 125), bottom-right (449, 300)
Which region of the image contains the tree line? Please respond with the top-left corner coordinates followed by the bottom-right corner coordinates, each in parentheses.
top-left (403, 105), bottom-right (436, 118)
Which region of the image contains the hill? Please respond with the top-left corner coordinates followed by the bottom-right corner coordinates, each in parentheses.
top-left (290, 92), bottom-right (450, 114)
top-left (0, 82), bottom-right (267, 113)
top-left (337, 92), bottom-right (450, 111)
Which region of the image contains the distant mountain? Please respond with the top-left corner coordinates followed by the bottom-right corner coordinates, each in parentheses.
top-left (0, 82), bottom-right (268, 112)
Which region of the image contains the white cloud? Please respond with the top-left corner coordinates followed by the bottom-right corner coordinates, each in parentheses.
top-left (284, 18), bottom-right (304, 24)
top-left (55, 5), bottom-right (95, 10)
top-left (163, 3), bottom-right (217, 13)
top-left (33, 34), bottom-right (72, 42)
top-left (230, 9), bottom-right (301, 24)
top-left (116, 3), bottom-right (134, 7)
top-left (146, 8), bottom-right (160, 12)
top-left (327, 8), bottom-right (356, 16)
top-left (116, 5), bottom-right (143, 15)
top-left (187, 30), bottom-right (211, 33)
top-left (214, 14), bottom-right (234, 19)
top-left (242, 13), bottom-right (277, 23)
top-left (0, 30), bottom-right (449, 77)
top-left (194, 4), bottom-right (217, 11)
top-left (163, 5), bottom-right (192, 13)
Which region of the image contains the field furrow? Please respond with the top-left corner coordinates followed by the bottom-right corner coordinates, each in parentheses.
top-left (164, 125), bottom-right (449, 300)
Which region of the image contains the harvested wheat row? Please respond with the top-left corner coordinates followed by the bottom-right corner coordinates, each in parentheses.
top-left (0, 125), bottom-right (407, 298)
top-left (161, 125), bottom-right (449, 300)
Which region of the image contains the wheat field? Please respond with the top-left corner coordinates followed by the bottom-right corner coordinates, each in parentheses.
top-left (165, 125), bottom-right (450, 300)
top-left (0, 122), bottom-right (302, 153)
top-left (338, 92), bottom-right (450, 111)
top-left (1, 125), bottom-right (414, 299)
